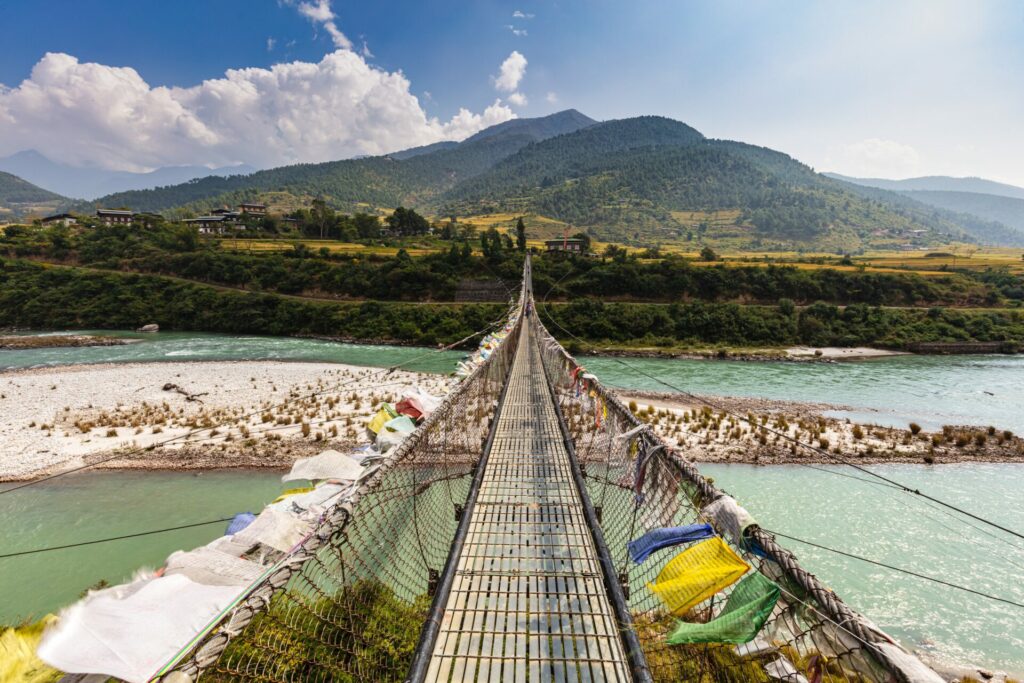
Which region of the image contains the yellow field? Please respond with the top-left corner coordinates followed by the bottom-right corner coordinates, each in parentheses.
top-left (218, 238), bottom-right (439, 256)
top-left (459, 213), bottom-right (571, 240)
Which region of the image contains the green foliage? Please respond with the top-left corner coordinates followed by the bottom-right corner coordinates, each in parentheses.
top-left (540, 298), bottom-right (1024, 349)
top-left (0, 259), bottom-right (505, 346)
top-left (209, 580), bottom-right (430, 682)
top-left (385, 206), bottom-right (430, 236)
top-left (2, 225), bottom-right (1018, 308)
top-left (700, 246), bottom-right (719, 262)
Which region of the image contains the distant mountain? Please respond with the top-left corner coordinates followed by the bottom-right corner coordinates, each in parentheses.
top-left (390, 110), bottom-right (596, 160)
top-left (0, 171), bottom-right (67, 220)
top-left (827, 178), bottom-right (1024, 247)
top-left (824, 173), bottom-right (1024, 245)
top-left (899, 190), bottom-right (1024, 235)
top-left (70, 110), bottom-right (1024, 249)
top-left (825, 173), bottom-right (1024, 201)
top-left (0, 150), bottom-right (256, 200)
top-left (461, 109), bottom-right (597, 145)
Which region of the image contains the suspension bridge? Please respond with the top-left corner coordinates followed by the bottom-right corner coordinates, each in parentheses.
top-left (35, 257), bottom-right (945, 683)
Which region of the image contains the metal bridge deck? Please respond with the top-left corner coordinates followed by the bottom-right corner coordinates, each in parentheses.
top-left (426, 324), bottom-right (631, 682)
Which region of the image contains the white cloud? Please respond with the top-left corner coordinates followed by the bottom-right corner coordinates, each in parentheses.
top-left (0, 51), bottom-right (515, 171)
top-left (507, 92), bottom-right (527, 107)
top-left (494, 51), bottom-right (527, 93)
top-left (296, 0), bottom-right (333, 22)
top-left (828, 138), bottom-right (922, 178)
top-left (266, 37), bottom-right (276, 51)
top-left (506, 25), bottom-right (528, 37)
top-left (442, 100), bottom-right (518, 140)
top-left (545, 91), bottom-right (558, 104)
top-left (293, 0), bottom-right (352, 50)
top-left (512, 10), bottom-right (534, 19)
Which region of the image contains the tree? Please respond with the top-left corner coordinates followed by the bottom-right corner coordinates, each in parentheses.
top-left (311, 198), bottom-right (335, 239)
top-left (515, 217), bottom-right (527, 252)
top-left (571, 231), bottom-right (592, 252)
top-left (700, 246), bottom-right (719, 262)
top-left (386, 207), bottom-right (430, 236)
top-left (353, 213), bottom-right (381, 239)
top-left (480, 228), bottom-right (504, 261)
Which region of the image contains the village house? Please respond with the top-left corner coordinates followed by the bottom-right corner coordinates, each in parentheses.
top-left (545, 238), bottom-right (586, 254)
top-left (183, 215), bottom-right (233, 234)
top-left (96, 209), bottom-right (135, 225)
top-left (238, 202), bottom-right (267, 216)
top-left (40, 213), bottom-right (78, 227)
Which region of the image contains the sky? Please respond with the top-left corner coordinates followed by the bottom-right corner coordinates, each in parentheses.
top-left (0, 0), bottom-right (1022, 184)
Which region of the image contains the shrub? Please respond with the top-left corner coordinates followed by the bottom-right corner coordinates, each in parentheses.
top-left (852, 425), bottom-right (864, 440)
top-left (909, 423), bottom-right (921, 435)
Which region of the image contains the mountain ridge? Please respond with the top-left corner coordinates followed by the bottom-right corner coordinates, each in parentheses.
top-left (824, 172), bottom-right (1024, 201)
top-left (57, 111), bottom-right (1024, 249)
top-left (0, 150), bottom-right (257, 200)
top-left (0, 170), bottom-right (68, 220)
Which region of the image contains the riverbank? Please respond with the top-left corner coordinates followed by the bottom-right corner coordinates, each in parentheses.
top-left (0, 360), bottom-right (455, 481)
top-left (0, 334), bottom-right (137, 350)
top-left (4, 359), bottom-right (1023, 482)
top-left (618, 389), bottom-right (1024, 465)
top-left (573, 343), bottom-right (914, 362)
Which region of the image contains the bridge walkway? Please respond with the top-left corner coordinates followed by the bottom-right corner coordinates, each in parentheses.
top-left (424, 321), bottom-right (632, 682)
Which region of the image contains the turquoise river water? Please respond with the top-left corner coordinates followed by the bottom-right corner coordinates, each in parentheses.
top-left (1, 331), bottom-right (1022, 672)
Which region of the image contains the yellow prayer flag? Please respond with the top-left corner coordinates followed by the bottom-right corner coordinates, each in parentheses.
top-left (648, 537), bottom-right (749, 616)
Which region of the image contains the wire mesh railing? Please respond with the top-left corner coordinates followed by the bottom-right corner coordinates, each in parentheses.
top-left (158, 312), bottom-right (525, 682)
top-left (530, 310), bottom-right (940, 683)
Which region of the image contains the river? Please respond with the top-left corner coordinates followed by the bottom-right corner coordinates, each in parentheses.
top-left (1, 331), bottom-right (1022, 672)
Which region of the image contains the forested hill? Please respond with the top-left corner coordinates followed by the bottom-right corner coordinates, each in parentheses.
top-left (78, 110), bottom-right (597, 215)
top-left (0, 171), bottom-right (67, 220)
top-left (0, 171), bottom-right (64, 204)
top-left (75, 110), bottom-right (1021, 249)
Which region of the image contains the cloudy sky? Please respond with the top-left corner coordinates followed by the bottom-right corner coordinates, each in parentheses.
top-left (1, 0), bottom-right (1022, 184)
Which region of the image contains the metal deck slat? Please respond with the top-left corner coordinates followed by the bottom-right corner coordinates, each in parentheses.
top-left (426, 323), bottom-right (631, 682)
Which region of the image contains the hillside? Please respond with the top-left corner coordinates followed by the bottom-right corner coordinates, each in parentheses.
top-left (827, 179), bottom-right (1024, 247)
top-left (70, 111), bottom-right (1019, 250)
top-left (0, 150), bottom-right (256, 200)
top-left (0, 171), bottom-right (67, 220)
top-left (899, 190), bottom-right (1024, 235)
top-left (825, 173), bottom-right (1024, 200)
top-left (440, 119), bottom-right (977, 249)
top-left (79, 110), bottom-right (597, 215)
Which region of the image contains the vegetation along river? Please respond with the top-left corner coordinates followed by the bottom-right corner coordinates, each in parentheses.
top-left (2, 332), bottom-right (1023, 672)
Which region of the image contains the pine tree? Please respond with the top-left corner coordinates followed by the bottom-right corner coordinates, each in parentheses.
top-left (515, 217), bottom-right (527, 251)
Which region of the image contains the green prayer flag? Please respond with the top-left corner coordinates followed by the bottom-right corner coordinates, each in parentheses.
top-left (667, 571), bottom-right (781, 645)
